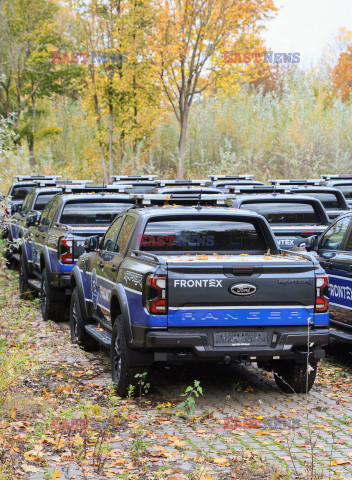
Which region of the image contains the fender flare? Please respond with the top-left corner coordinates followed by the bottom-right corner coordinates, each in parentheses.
top-left (19, 239), bottom-right (31, 276)
top-left (110, 284), bottom-right (133, 346)
top-left (41, 246), bottom-right (53, 282)
top-left (71, 266), bottom-right (89, 319)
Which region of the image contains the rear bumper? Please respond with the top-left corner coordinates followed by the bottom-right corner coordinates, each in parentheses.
top-left (135, 326), bottom-right (329, 363)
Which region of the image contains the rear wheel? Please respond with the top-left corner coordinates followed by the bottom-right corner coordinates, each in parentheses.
top-left (110, 315), bottom-right (148, 397)
top-left (273, 360), bottom-right (318, 393)
top-left (70, 287), bottom-right (99, 351)
top-left (40, 267), bottom-right (66, 322)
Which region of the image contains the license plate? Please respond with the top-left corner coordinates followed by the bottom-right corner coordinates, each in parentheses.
top-left (213, 331), bottom-right (268, 347)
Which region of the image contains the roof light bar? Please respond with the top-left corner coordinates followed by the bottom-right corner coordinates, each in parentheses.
top-left (208, 174), bottom-right (254, 181)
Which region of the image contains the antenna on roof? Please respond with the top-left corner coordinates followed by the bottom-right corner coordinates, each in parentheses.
top-left (196, 193), bottom-right (202, 209)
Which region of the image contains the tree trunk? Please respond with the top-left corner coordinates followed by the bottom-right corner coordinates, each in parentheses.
top-left (29, 140), bottom-right (34, 168)
top-left (120, 130), bottom-right (125, 174)
top-left (29, 92), bottom-right (36, 168)
top-left (108, 100), bottom-right (113, 182)
top-left (89, 65), bottom-right (108, 183)
top-left (177, 110), bottom-right (188, 180)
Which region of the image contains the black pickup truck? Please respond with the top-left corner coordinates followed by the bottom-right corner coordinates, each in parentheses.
top-left (232, 194), bottom-right (330, 250)
top-left (69, 201), bottom-right (329, 396)
top-left (20, 190), bottom-right (135, 321)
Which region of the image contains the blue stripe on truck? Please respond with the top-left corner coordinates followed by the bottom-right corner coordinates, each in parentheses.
top-left (167, 306), bottom-right (329, 327)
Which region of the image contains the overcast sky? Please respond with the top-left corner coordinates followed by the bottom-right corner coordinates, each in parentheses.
top-left (263, 0), bottom-right (352, 68)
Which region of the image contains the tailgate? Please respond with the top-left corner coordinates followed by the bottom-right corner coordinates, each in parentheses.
top-left (165, 254), bottom-right (316, 327)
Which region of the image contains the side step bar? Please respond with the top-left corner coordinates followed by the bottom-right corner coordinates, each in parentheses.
top-left (330, 328), bottom-right (352, 343)
top-left (28, 278), bottom-right (41, 291)
top-left (85, 325), bottom-right (111, 347)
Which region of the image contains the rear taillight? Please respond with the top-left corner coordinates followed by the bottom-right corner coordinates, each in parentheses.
top-left (146, 274), bottom-right (167, 314)
top-left (315, 274), bottom-right (329, 313)
top-left (59, 237), bottom-right (74, 264)
top-left (5, 207), bottom-right (10, 215)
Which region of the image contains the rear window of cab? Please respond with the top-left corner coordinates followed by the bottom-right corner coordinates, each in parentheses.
top-left (138, 216), bottom-right (268, 253)
top-left (239, 201), bottom-right (321, 225)
top-left (60, 200), bottom-right (134, 225)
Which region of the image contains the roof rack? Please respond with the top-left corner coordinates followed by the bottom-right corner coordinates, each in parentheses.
top-left (111, 175), bottom-right (158, 181)
top-left (269, 179), bottom-right (325, 186)
top-left (55, 180), bottom-right (93, 185)
top-left (130, 193), bottom-right (236, 206)
top-left (322, 174), bottom-right (352, 180)
top-left (208, 174), bottom-right (253, 181)
top-left (157, 179), bottom-right (208, 186)
top-left (61, 184), bottom-right (132, 194)
top-left (13, 175), bottom-right (62, 181)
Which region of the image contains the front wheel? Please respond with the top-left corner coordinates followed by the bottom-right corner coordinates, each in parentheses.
top-left (41, 267), bottom-right (66, 322)
top-left (110, 315), bottom-right (148, 397)
top-left (273, 360), bottom-right (318, 393)
top-left (70, 287), bottom-right (99, 351)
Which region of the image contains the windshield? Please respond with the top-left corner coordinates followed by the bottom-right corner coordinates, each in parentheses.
top-left (60, 201), bottom-right (134, 225)
top-left (139, 217), bottom-right (267, 253)
top-left (240, 202), bottom-right (321, 225)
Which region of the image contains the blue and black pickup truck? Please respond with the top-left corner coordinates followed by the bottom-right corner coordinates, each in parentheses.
top-left (306, 212), bottom-right (352, 343)
top-left (20, 188), bottom-right (135, 321)
top-left (323, 180), bottom-right (352, 208)
top-left (4, 182), bottom-right (102, 266)
top-left (4, 175), bottom-right (62, 215)
top-left (288, 186), bottom-right (350, 220)
top-left (69, 199), bottom-right (329, 396)
top-left (232, 194), bottom-right (330, 250)
top-left (232, 185), bottom-right (350, 221)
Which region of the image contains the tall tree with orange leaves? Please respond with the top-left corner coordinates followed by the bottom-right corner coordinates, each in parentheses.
top-left (151, 0), bottom-right (277, 178)
top-left (332, 44), bottom-right (352, 102)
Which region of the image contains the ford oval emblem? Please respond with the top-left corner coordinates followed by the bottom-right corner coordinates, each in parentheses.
top-left (229, 283), bottom-right (257, 296)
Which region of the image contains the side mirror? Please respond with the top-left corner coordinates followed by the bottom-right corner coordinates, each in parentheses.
top-left (84, 235), bottom-right (99, 252)
top-left (12, 204), bottom-right (21, 214)
top-left (305, 235), bottom-right (319, 252)
top-left (26, 214), bottom-right (37, 227)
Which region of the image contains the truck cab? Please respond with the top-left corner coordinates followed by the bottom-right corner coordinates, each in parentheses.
top-left (231, 194), bottom-right (330, 250)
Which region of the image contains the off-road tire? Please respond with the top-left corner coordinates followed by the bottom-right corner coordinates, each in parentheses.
top-left (40, 267), bottom-right (66, 322)
top-left (273, 360), bottom-right (318, 393)
top-left (70, 287), bottom-right (99, 351)
top-left (110, 314), bottom-right (148, 397)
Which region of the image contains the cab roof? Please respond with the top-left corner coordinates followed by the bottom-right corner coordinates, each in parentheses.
top-left (234, 193), bottom-right (326, 203)
top-left (126, 205), bottom-right (264, 220)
